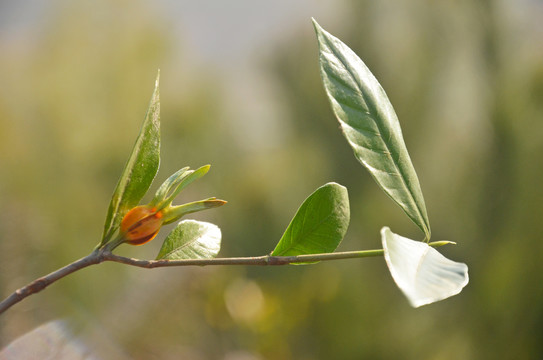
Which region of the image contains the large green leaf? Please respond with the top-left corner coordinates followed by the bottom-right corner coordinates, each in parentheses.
top-left (156, 220), bottom-right (221, 260)
top-left (313, 19), bottom-right (431, 240)
top-left (271, 182), bottom-right (350, 260)
top-left (99, 72), bottom-right (161, 246)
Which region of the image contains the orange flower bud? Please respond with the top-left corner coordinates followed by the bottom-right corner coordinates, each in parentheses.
top-left (120, 205), bottom-right (164, 245)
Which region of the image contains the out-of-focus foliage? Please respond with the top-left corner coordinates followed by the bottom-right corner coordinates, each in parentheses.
top-left (1, 0), bottom-right (543, 359)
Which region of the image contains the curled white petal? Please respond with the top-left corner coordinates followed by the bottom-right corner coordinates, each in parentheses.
top-left (381, 227), bottom-right (469, 308)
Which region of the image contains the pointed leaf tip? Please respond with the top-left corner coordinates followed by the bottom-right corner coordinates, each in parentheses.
top-left (381, 227), bottom-right (468, 308)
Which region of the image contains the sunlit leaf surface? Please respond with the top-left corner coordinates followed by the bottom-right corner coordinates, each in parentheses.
top-left (100, 72), bottom-right (161, 246)
top-left (314, 19), bottom-right (431, 239)
top-left (381, 227), bottom-right (469, 307)
top-left (157, 220), bottom-right (221, 260)
top-left (271, 182), bottom-right (350, 261)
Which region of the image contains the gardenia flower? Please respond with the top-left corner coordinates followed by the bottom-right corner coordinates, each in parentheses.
top-left (118, 165), bottom-right (226, 247)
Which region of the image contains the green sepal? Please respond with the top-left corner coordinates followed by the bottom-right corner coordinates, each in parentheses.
top-left (162, 198), bottom-right (227, 225)
top-left (150, 165), bottom-right (211, 210)
top-left (149, 166), bottom-right (190, 208)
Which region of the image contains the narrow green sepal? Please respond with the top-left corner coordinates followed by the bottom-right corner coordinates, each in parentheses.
top-left (149, 167), bottom-right (190, 208)
top-left (428, 240), bottom-right (457, 247)
top-left (162, 198), bottom-right (227, 225)
top-left (164, 165), bottom-right (210, 204)
top-left (149, 165), bottom-right (211, 211)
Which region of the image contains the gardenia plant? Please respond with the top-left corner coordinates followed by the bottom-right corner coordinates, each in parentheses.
top-left (0, 19), bottom-right (468, 316)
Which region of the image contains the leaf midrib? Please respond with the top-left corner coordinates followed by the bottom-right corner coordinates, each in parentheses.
top-left (321, 34), bottom-right (428, 237)
top-left (278, 204), bottom-right (338, 255)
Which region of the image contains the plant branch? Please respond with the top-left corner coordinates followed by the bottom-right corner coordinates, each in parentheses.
top-left (102, 240), bottom-right (450, 268)
top-left (103, 249), bottom-right (384, 267)
top-left (0, 241), bottom-right (450, 315)
top-left (0, 251), bottom-right (103, 315)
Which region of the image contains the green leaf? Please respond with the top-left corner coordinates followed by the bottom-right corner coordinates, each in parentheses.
top-left (313, 19), bottom-right (431, 240)
top-left (157, 220), bottom-right (221, 260)
top-left (271, 182), bottom-right (350, 262)
top-left (99, 71), bottom-right (161, 246)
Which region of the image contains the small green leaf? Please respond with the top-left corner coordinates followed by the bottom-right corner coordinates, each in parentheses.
top-left (100, 71), bottom-right (161, 246)
top-left (313, 19), bottom-right (431, 240)
top-left (157, 220), bottom-right (221, 260)
top-left (271, 182), bottom-right (350, 262)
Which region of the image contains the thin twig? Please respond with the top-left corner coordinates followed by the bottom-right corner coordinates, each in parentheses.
top-left (102, 240), bottom-right (452, 267)
top-left (0, 241), bottom-right (450, 315)
top-left (0, 251), bottom-right (103, 314)
top-left (101, 249), bottom-right (386, 267)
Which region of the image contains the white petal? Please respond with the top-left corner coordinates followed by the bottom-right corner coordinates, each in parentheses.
top-left (381, 227), bottom-right (469, 308)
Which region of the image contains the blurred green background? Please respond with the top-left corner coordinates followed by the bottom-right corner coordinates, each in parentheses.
top-left (1, 0), bottom-right (543, 359)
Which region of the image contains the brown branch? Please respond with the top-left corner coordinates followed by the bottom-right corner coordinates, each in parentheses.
top-left (101, 240), bottom-right (451, 267)
top-left (0, 251), bottom-right (103, 314)
top-left (0, 241), bottom-right (451, 315)
top-left (101, 249), bottom-right (387, 267)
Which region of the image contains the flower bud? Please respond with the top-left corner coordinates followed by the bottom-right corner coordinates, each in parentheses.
top-left (120, 205), bottom-right (164, 245)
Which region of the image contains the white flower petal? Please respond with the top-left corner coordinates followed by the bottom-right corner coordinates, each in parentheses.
top-left (381, 227), bottom-right (469, 308)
